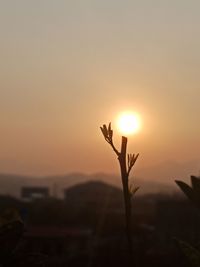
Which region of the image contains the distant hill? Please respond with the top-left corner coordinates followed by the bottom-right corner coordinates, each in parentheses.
top-left (0, 173), bottom-right (173, 199)
top-left (65, 181), bottom-right (123, 208)
top-left (134, 160), bottom-right (200, 185)
top-left (0, 159), bottom-right (198, 198)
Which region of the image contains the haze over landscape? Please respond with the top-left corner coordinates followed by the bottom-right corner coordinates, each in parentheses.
top-left (1, 1), bottom-right (200, 182)
top-left (1, 3), bottom-right (200, 267)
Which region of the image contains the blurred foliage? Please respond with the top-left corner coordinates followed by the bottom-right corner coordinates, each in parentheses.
top-left (175, 176), bottom-right (200, 266)
top-left (0, 209), bottom-right (47, 267)
top-left (175, 238), bottom-right (200, 267)
top-left (0, 209), bottom-right (24, 261)
top-left (175, 176), bottom-right (200, 208)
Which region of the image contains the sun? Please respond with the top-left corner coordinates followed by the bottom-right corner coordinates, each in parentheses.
top-left (117, 112), bottom-right (141, 135)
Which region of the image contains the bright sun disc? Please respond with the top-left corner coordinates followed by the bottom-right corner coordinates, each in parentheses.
top-left (117, 112), bottom-right (141, 135)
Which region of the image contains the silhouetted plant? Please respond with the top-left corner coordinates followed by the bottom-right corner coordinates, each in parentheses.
top-left (175, 176), bottom-right (200, 266)
top-left (100, 123), bottom-right (139, 256)
top-left (175, 176), bottom-right (200, 208)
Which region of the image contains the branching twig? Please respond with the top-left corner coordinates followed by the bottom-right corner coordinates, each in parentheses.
top-left (100, 122), bottom-right (139, 262)
top-left (127, 153), bottom-right (139, 176)
top-left (100, 123), bottom-right (120, 156)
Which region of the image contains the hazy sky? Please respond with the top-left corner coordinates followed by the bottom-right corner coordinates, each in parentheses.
top-left (1, 1), bottom-right (200, 176)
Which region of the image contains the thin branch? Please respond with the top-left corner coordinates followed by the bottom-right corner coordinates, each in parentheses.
top-left (109, 140), bottom-right (120, 156)
top-left (127, 153), bottom-right (139, 176)
top-left (100, 123), bottom-right (120, 156)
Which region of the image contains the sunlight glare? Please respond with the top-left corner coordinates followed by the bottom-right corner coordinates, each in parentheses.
top-left (117, 112), bottom-right (141, 136)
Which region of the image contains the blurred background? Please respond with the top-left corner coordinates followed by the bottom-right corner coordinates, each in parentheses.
top-left (0, 1), bottom-right (200, 266)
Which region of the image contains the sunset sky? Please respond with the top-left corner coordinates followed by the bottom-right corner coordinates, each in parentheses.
top-left (1, 1), bottom-right (200, 176)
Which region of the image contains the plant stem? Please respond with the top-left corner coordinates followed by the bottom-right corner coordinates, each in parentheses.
top-left (118, 136), bottom-right (133, 256)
